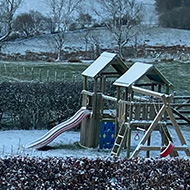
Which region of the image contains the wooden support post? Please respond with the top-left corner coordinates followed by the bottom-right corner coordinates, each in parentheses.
top-left (80, 114), bottom-right (91, 147)
top-left (166, 85), bottom-right (170, 94)
top-left (123, 87), bottom-right (129, 149)
top-left (101, 76), bottom-right (106, 94)
top-left (82, 76), bottom-right (89, 109)
top-left (135, 104), bottom-right (141, 120)
top-left (116, 86), bottom-right (121, 135)
top-left (83, 76), bottom-right (88, 90)
top-left (125, 87), bottom-right (129, 117)
top-left (130, 104), bottom-right (166, 158)
top-left (166, 106), bottom-right (190, 156)
top-left (142, 104), bottom-right (148, 120)
top-left (39, 69), bottom-right (42, 81)
top-left (90, 92), bottom-right (103, 147)
top-left (147, 136), bottom-right (151, 158)
top-left (126, 126), bottom-right (131, 158)
top-left (82, 93), bottom-right (88, 108)
top-left (81, 75), bottom-right (103, 148)
top-left (80, 92), bottom-right (103, 148)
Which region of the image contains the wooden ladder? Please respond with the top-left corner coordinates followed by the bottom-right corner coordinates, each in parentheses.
top-left (111, 122), bottom-right (128, 157)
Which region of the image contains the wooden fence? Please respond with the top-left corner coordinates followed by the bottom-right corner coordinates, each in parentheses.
top-left (0, 64), bottom-right (83, 82)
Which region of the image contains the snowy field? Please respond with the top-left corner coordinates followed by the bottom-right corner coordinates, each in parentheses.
top-left (3, 0), bottom-right (189, 59)
top-left (0, 126), bottom-right (190, 159)
top-left (1, 0), bottom-right (161, 55)
top-left (3, 26), bottom-right (190, 56)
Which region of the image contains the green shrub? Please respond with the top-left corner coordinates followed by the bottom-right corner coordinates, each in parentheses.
top-left (0, 81), bottom-right (83, 130)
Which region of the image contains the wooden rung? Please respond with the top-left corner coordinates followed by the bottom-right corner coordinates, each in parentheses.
top-left (173, 146), bottom-right (188, 151)
top-left (111, 152), bottom-right (117, 156)
top-left (114, 143), bottom-right (120, 147)
top-left (129, 120), bottom-right (166, 125)
top-left (118, 135), bottom-right (124, 138)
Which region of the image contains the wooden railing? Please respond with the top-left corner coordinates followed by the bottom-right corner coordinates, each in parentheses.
top-left (81, 89), bottom-right (190, 126)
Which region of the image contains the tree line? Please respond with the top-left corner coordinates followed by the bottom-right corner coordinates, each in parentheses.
top-left (156, 0), bottom-right (190, 30)
top-left (0, 0), bottom-right (144, 60)
top-left (2, 0), bottom-right (189, 61)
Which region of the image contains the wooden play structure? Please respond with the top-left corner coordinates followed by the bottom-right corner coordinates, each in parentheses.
top-left (80, 52), bottom-right (190, 158)
top-left (80, 52), bottom-right (128, 148)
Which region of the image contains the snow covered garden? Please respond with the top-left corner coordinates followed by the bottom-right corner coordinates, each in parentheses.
top-left (1, 0), bottom-right (190, 189)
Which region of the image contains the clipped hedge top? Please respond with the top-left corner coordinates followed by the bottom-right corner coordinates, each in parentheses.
top-left (0, 156), bottom-right (189, 189)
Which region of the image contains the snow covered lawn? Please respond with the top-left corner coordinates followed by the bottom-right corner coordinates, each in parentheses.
top-left (0, 130), bottom-right (111, 158)
top-left (0, 126), bottom-right (190, 159)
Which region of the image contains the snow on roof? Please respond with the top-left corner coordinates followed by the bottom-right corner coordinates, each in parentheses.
top-left (82, 52), bottom-right (127, 78)
top-left (113, 62), bottom-right (172, 87)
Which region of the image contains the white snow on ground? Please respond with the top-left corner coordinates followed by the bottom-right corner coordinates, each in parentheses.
top-left (0, 130), bottom-right (111, 158)
top-left (3, 26), bottom-right (190, 56)
top-left (0, 127), bottom-right (189, 158)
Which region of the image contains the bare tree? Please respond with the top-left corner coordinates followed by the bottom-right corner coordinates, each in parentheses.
top-left (94, 0), bottom-right (143, 58)
top-left (0, 0), bottom-right (22, 42)
top-left (13, 11), bottom-right (51, 37)
top-left (48, 0), bottom-right (82, 61)
top-left (75, 11), bottom-right (96, 53)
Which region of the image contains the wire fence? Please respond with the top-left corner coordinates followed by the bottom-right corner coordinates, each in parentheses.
top-left (0, 63), bottom-right (83, 82)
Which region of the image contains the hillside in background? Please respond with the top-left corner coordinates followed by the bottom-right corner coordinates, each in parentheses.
top-left (16, 0), bottom-right (158, 25)
top-left (1, 0), bottom-right (190, 62)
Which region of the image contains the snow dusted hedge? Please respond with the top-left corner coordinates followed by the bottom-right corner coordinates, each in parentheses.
top-left (0, 156), bottom-right (190, 189)
top-left (0, 81), bottom-right (83, 130)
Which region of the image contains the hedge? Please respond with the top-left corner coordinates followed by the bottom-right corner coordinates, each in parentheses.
top-left (0, 81), bottom-right (83, 130)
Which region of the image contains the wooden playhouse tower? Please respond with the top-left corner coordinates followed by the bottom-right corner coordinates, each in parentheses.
top-left (111, 62), bottom-right (190, 158)
top-left (80, 52), bottom-right (128, 148)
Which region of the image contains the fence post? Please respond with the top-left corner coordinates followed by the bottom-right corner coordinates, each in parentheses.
top-left (72, 74), bottom-right (76, 82)
top-left (63, 73), bottom-right (66, 81)
top-left (4, 64), bottom-right (7, 76)
top-left (54, 70), bottom-right (57, 81)
top-left (31, 67), bottom-right (34, 80)
top-left (23, 66), bottom-right (26, 75)
top-left (47, 70), bottom-right (50, 82)
top-left (39, 69), bottom-right (42, 81)
top-left (16, 65), bottom-right (19, 78)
